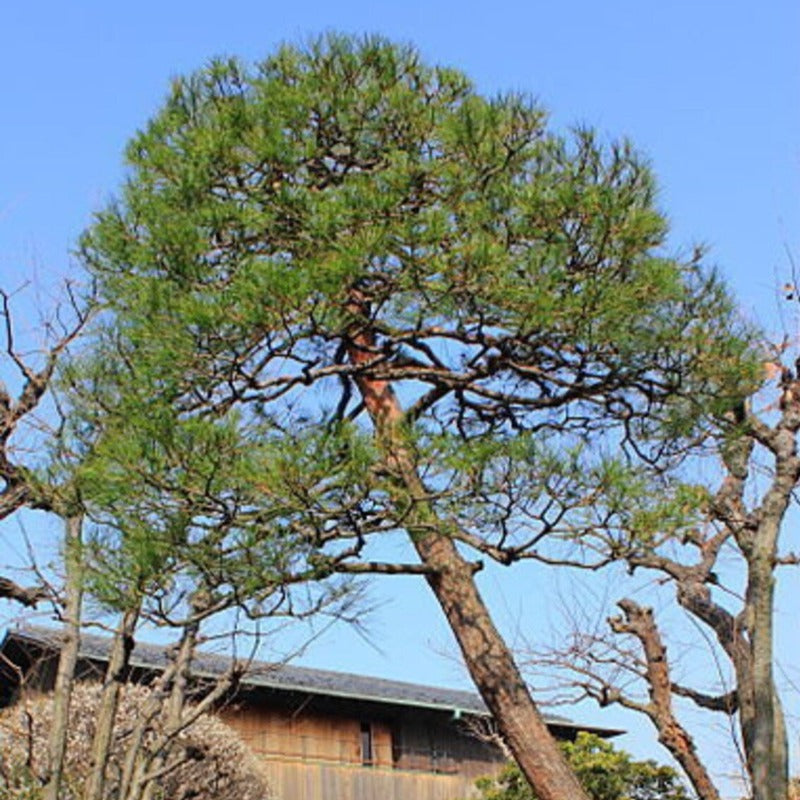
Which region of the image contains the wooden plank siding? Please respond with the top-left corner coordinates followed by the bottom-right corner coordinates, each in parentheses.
top-left (255, 760), bottom-right (481, 800)
top-left (221, 706), bottom-right (364, 765)
top-left (220, 704), bottom-right (500, 799)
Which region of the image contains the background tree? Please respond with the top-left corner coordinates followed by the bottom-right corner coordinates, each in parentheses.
top-left (0, 284), bottom-right (96, 800)
top-left (522, 357), bottom-right (798, 800)
top-left (79, 35), bottom-right (758, 800)
top-left (471, 732), bottom-right (691, 800)
top-left (0, 285), bottom-right (90, 605)
top-left (59, 345), bottom-right (365, 800)
top-left (0, 282), bottom-right (360, 799)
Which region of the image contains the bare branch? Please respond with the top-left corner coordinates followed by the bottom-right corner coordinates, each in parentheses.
top-left (333, 560), bottom-right (435, 575)
top-left (670, 683), bottom-right (738, 713)
top-left (0, 576), bottom-right (49, 607)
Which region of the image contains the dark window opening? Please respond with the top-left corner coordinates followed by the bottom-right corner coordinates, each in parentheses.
top-left (360, 722), bottom-right (373, 766)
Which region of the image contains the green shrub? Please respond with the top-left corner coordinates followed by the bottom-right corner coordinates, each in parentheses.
top-left (473, 732), bottom-right (691, 800)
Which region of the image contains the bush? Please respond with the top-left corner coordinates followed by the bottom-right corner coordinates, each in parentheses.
top-left (0, 683), bottom-right (273, 800)
top-left (473, 732), bottom-right (691, 800)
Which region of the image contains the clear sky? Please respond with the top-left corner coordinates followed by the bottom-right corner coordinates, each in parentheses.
top-left (1, 0), bottom-right (798, 793)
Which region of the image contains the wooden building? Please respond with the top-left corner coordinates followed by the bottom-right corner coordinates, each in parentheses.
top-left (0, 626), bottom-right (620, 800)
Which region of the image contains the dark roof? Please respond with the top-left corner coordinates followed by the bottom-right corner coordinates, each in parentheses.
top-left (3, 625), bottom-right (621, 735)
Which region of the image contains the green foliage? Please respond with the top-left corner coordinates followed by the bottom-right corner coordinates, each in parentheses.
top-left (473, 733), bottom-right (691, 800)
top-left (81, 34), bottom-right (758, 430)
top-left (70, 33), bottom-right (761, 614)
top-left (74, 398), bottom-right (373, 614)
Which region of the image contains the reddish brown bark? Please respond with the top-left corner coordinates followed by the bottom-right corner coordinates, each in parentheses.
top-left (346, 292), bottom-right (590, 800)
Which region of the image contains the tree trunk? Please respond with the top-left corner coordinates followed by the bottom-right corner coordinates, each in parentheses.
top-left (43, 514), bottom-right (84, 800)
top-left (771, 688), bottom-right (789, 799)
top-left (138, 617), bottom-right (199, 800)
top-left (416, 530), bottom-right (592, 800)
top-left (86, 606), bottom-right (139, 800)
top-left (346, 298), bottom-right (591, 800)
top-left (746, 537), bottom-right (787, 800)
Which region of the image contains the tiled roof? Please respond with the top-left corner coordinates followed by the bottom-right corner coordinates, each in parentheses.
top-left (3, 625), bottom-right (614, 733)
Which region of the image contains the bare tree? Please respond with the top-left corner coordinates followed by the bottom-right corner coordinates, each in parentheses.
top-left (0, 285), bottom-right (92, 602)
top-left (0, 284), bottom-right (94, 800)
top-left (520, 358), bottom-right (800, 800)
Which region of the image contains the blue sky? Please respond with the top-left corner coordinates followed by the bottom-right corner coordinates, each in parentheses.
top-left (1, 0), bottom-right (798, 791)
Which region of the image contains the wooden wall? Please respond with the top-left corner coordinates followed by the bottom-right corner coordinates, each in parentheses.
top-left (254, 759), bottom-right (482, 800)
top-left (220, 701), bottom-right (501, 800)
top-left (392, 714), bottom-right (500, 779)
top-left (221, 705), bottom-right (392, 767)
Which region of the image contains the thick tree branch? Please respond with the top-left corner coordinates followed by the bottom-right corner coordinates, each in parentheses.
top-left (0, 576), bottom-right (49, 607)
top-left (609, 599), bottom-right (722, 800)
top-left (670, 683), bottom-right (738, 713)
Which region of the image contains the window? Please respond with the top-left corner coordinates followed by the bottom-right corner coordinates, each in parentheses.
top-left (360, 722), bottom-right (373, 766)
